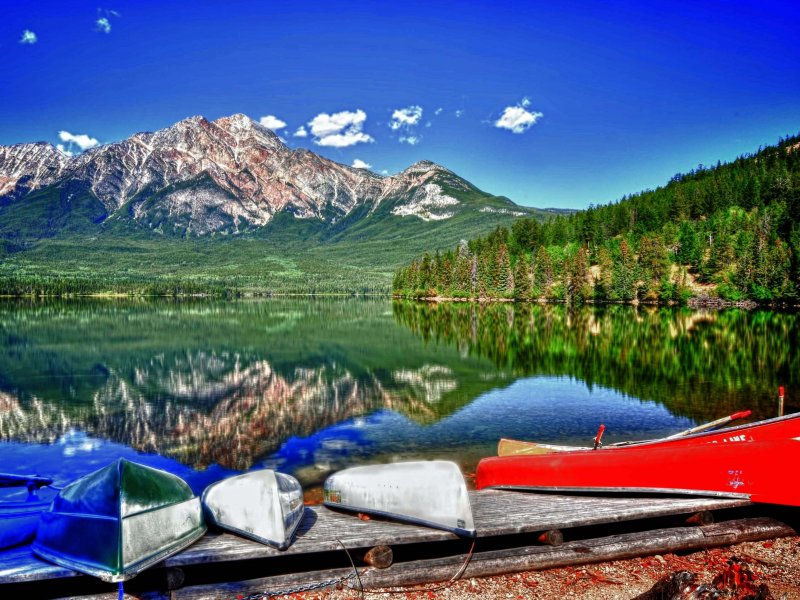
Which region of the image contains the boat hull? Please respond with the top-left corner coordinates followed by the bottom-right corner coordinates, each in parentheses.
top-left (324, 461), bottom-right (475, 537)
top-left (33, 459), bottom-right (205, 582)
top-left (202, 470), bottom-right (304, 550)
top-left (478, 438), bottom-right (800, 506)
top-left (0, 474), bottom-right (57, 550)
top-left (0, 499), bottom-right (52, 550)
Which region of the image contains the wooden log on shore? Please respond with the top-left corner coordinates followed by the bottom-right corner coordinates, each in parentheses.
top-left (358, 545), bottom-right (393, 569)
top-left (536, 530), bottom-right (563, 546)
top-left (683, 510), bottom-right (714, 526)
top-left (169, 517), bottom-right (794, 600)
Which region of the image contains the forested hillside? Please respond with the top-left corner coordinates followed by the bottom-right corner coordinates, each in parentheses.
top-left (393, 134), bottom-right (800, 304)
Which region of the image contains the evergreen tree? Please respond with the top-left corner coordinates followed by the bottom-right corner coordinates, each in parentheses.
top-left (512, 255), bottom-right (531, 299)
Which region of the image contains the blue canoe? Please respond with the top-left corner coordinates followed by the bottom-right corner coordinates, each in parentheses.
top-left (33, 459), bottom-right (206, 582)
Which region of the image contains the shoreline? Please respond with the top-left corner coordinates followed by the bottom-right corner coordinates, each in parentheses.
top-left (292, 534), bottom-right (800, 599)
top-left (393, 294), bottom-right (796, 310)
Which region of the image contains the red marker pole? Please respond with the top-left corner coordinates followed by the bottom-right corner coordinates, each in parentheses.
top-left (778, 386), bottom-right (785, 417)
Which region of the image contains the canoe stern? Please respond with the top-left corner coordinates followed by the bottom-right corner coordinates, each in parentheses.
top-left (202, 470), bottom-right (304, 550)
top-left (33, 459), bottom-right (206, 582)
top-left (323, 460), bottom-right (476, 537)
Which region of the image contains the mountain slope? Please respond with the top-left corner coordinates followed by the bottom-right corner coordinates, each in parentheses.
top-left (394, 132), bottom-right (800, 303)
top-left (0, 113), bottom-right (559, 294)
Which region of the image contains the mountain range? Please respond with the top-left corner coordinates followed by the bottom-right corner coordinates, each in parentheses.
top-left (0, 113), bottom-right (561, 293)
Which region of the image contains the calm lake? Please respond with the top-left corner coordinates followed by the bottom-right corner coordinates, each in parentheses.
top-left (0, 299), bottom-right (797, 497)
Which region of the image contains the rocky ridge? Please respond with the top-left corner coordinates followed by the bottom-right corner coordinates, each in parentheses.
top-left (0, 114), bottom-right (504, 234)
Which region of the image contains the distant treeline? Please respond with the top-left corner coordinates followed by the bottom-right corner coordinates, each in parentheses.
top-left (0, 273), bottom-right (387, 297)
top-left (394, 134), bottom-right (800, 304)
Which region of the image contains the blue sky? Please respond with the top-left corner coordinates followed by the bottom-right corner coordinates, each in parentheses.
top-left (2, 0), bottom-right (799, 209)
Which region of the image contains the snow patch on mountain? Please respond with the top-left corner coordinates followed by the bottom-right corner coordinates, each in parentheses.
top-left (391, 183), bottom-right (459, 221)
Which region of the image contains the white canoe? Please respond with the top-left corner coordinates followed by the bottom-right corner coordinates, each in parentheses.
top-left (323, 460), bottom-right (476, 537)
top-left (202, 470), bottom-right (304, 550)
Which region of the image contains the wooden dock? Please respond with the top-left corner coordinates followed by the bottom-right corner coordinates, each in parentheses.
top-left (0, 491), bottom-right (795, 599)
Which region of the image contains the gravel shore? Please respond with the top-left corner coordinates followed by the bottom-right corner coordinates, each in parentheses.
top-left (290, 535), bottom-right (800, 599)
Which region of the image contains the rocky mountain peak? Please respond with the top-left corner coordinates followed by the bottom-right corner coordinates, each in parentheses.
top-left (0, 112), bottom-right (522, 235)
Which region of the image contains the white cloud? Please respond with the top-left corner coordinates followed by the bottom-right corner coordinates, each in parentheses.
top-left (95, 8), bottom-right (119, 33)
top-left (434, 107), bottom-right (443, 116)
top-left (58, 130), bottom-right (100, 151)
top-left (315, 131), bottom-right (373, 148)
top-left (521, 96), bottom-right (531, 108)
top-left (308, 109), bottom-right (373, 147)
top-left (309, 109), bottom-right (366, 137)
top-left (352, 159), bottom-right (372, 169)
top-left (494, 103), bottom-right (543, 134)
top-left (258, 115), bottom-right (287, 131)
top-left (454, 109), bottom-right (464, 118)
top-left (19, 30), bottom-right (37, 44)
top-left (380, 169), bottom-right (389, 175)
top-left (293, 126), bottom-right (308, 138)
top-left (96, 17), bottom-right (112, 33)
top-left (56, 144), bottom-right (74, 157)
top-left (390, 105), bottom-right (423, 130)
top-left (390, 105), bottom-right (423, 145)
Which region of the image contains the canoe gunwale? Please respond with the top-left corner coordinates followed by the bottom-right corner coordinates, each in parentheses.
top-left (482, 485), bottom-right (752, 500)
top-left (203, 519), bottom-right (298, 551)
top-left (0, 500), bottom-right (52, 514)
top-left (323, 501), bottom-right (477, 538)
top-left (498, 412), bottom-right (800, 456)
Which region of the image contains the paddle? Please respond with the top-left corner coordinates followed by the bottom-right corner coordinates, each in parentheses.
top-left (608, 409), bottom-right (753, 447)
top-left (498, 409), bottom-right (753, 456)
top-left (662, 409), bottom-right (752, 439)
top-left (593, 424), bottom-right (605, 450)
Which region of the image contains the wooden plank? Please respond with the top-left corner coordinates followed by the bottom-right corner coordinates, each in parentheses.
top-left (171, 517), bottom-right (794, 600)
top-left (470, 491), bottom-right (749, 536)
top-left (165, 492), bottom-right (748, 567)
top-left (0, 492), bottom-right (752, 584)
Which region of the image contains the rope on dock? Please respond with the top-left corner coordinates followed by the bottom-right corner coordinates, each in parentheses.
top-left (233, 539), bottom-right (367, 600)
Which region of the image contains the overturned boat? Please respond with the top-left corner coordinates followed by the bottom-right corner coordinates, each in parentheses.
top-left (478, 414), bottom-right (800, 506)
top-left (33, 459), bottom-right (206, 582)
top-left (202, 470), bottom-right (304, 550)
top-left (323, 460), bottom-right (475, 537)
top-left (0, 474), bottom-right (56, 550)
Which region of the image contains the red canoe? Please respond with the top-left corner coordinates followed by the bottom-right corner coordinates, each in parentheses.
top-left (476, 413), bottom-right (800, 506)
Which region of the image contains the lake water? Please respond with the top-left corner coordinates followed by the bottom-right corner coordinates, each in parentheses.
top-left (0, 299), bottom-right (797, 497)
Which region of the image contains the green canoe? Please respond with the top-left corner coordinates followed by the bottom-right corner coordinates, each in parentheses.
top-left (33, 459), bottom-right (206, 582)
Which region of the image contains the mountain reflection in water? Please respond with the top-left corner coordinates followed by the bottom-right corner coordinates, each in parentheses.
top-left (0, 299), bottom-right (797, 489)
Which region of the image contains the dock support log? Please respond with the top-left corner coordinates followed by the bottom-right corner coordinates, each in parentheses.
top-left (536, 529), bottom-right (563, 546)
top-left (169, 517), bottom-right (794, 600)
top-left (358, 545), bottom-right (393, 569)
top-left (684, 511), bottom-right (714, 526)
